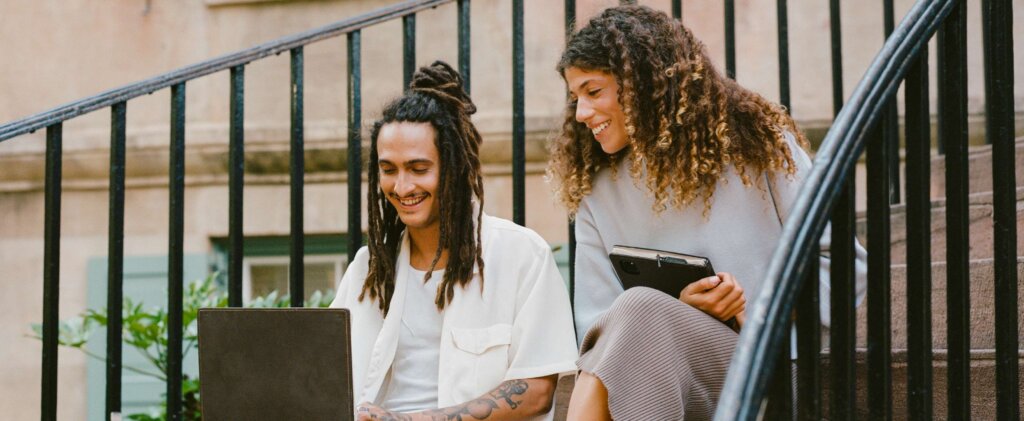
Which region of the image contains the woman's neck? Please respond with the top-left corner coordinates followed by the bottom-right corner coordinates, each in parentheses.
top-left (407, 225), bottom-right (448, 271)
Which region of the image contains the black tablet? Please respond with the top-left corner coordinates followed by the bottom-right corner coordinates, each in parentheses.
top-left (609, 245), bottom-right (716, 298)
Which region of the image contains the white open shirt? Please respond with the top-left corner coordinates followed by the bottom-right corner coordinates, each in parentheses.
top-left (330, 213), bottom-right (578, 421)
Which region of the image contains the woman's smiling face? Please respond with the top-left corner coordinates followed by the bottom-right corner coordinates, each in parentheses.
top-left (564, 67), bottom-right (629, 154)
top-left (376, 121), bottom-right (442, 233)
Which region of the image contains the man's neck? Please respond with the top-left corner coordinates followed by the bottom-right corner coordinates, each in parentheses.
top-left (407, 225), bottom-right (447, 271)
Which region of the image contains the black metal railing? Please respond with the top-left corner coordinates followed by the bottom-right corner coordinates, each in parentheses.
top-left (3, 0), bottom-right (1018, 419)
top-left (716, 0), bottom-right (1019, 420)
top-left (0, 0), bottom-right (503, 419)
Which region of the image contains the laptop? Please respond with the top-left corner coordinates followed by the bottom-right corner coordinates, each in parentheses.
top-left (198, 308), bottom-right (354, 421)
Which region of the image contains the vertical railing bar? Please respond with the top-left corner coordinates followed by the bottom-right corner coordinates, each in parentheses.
top-left (228, 66), bottom-right (245, 308)
top-left (828, 5), bottom-right (850, 416)
top-left (796, 250), bottom-right (821, 421)
top-left (765, 327), bottom-right (793, 419)
top-left (106, 103), bottom-right (127, 418)
top-left (347, 32), bottom-right (363, 267)
top-left (566, 0), bottom-right (576, 314)
top-left (41, 123), bottom-right (62, 421)
top-left (776, 0), bottom-right (790, 111)
top-left (830, 180), bottom-right (856, 421)
top-left (724, 0), bottom-right (736, 79)
top-left (829, 0), bottom-right (844, 116)
top-left (883, 0), bottom-right (901, 204)
top-left (167, 83), bottom-right (186, 421)
top-left (981, 0), bottom-right (1019, 418)
top-left (672, 0), bottom-right (682, 21)
top-left (867, 121), bottom-right (893, 420)
top-left (290, 48), bottom-right (305, 307)
top-left (938, 1), bottom-right (970, 418)
top-left (403, 15), bottom-right (416, 90)
top-left (936, 29), bottom-right (946, 156)
top-left (512, 0), bottom-right (525, 226)
top-left (458, 0), bottom-right (471, 95)
top-left (904, 48), bottom-right (933, 421)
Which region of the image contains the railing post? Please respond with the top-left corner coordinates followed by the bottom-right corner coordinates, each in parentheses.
top-left (41, 123), bottom-right (62, 421)
top-left (830, 180), bottom-right (857, 421)
top-left (347, 31), bottom-right (363, 266)
top-left (228, 67), bottom-right (245, 308)
top-left (403, 15), bottom-right (416, 89)
top-left (867, 120), bottom-right (893, 421)
top-left (796, 253), bottom-right (821, 421)
top-left (458, 0), bottom-right (470, 95)
top-left (765, 328), bottom-right (793, 419)
top-left (938, 1), bottom-right (970, 418)
top-left (776, 0), bottom-right (790, 111)
top-left (290, 48), bottom-right (305, 307)
top-left (883, 0), bottom-right (901, 204)
top-left (724, 0), bottom-right (736, 79)
top-left (106, 103), bottom-right (127, 418)
top-left (981, 0), bottom-right (1019, 418)
top-left (565, 0), bottom-right (576, 314)
top-left (512, 0), bottom-right (524, 226)
top-left (167, 83), bottom-right (186, 421)
top-left (904, 47), bottom-right (933, 421)
top-left (829, 0), bottom-right (844, 117)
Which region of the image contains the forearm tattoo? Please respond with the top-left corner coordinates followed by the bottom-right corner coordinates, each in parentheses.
top-left (418, 379), bottom-right (531, 421)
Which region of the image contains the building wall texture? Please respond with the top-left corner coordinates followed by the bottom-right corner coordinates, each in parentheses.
top-left (1, 0), bottom-right (1022, 419)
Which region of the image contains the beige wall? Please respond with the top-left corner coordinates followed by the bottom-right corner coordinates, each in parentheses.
top-left (1, 0), bottom-right (1022, 418)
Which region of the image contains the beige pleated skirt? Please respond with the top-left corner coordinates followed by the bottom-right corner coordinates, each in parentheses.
top-left (577, 287), bottom-right (739, 421)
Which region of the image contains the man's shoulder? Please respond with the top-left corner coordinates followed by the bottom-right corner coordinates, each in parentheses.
top-left (481, 214), bottom-right (549, 252)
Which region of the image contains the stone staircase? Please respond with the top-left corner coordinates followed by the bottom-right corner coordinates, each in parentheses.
top-left (832, 137), bottom-right (1024, 419)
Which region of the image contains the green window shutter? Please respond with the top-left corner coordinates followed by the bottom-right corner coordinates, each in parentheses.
top-left (85, 254), bottom-right (208, 421)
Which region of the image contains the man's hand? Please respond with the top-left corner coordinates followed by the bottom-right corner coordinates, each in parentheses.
top-left (678, 272), bottom-right (746, 322)
top-left (357, 401), bottom-right (414, 421)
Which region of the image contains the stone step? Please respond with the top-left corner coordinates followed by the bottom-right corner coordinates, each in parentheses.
top-left (853, 258), bottom-right (1024, 350)
top-left (930, 136), bottom-right (1024, 199)
top-left (855, 187), bottom-right (1024, 265)
top-left (820, 348), bottom-right (1024, 420)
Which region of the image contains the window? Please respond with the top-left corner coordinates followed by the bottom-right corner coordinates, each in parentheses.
top-left (243, 254), bottom-right (344, 303)
top-left (211, 234), bottom-right (349, 305)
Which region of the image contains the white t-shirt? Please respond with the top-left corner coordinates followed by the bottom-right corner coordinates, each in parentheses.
top-left (378, 268), bottom-right (444, 412)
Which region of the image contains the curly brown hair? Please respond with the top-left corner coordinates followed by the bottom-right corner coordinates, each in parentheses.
top-left (549, 5), bottom-right (809, 215)
top-left (362, 61), bottom-right (485, 315)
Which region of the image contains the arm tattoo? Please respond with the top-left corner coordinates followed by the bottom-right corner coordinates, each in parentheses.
top-left (420, 379), bottom-right (530, 421)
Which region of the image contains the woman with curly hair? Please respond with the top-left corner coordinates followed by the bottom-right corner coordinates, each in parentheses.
top-left (331, 61), bottom-right (577, 421)
top-left (550, 6), bottom-right (865, 420)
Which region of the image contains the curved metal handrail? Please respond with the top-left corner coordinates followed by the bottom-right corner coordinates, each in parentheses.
top-left (0, 0), bottom-right (452, 143)
top-left (713, 0), bottom-right (956, 419)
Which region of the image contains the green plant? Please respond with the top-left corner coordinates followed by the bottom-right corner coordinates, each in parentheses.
top-left (29, 272), bottom-right (334, 421)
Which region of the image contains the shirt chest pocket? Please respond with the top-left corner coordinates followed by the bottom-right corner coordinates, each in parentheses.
top-left (448, 324), bottom-right (513, 400)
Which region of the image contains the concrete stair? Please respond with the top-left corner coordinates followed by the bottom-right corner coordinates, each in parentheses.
top-left (929, 137), bottom-right (1024, 199)
top-left (853, 258), bottom-right (1024, 350)
top-left (830, 138), bottom-right (1024, 419)
top-left (820, 349), bottom-right (1024, 420)
top-left (856, 188), bottom-right (1024, 265)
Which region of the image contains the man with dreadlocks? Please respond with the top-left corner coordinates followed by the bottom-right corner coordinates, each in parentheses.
top-left (330, 61), bottom-right (577, 421)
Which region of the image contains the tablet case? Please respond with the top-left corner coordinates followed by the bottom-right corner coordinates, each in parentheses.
top-left (198, 308), bottom-right (354, 421)
top-left (609, 245), bottom-right (715, 298)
